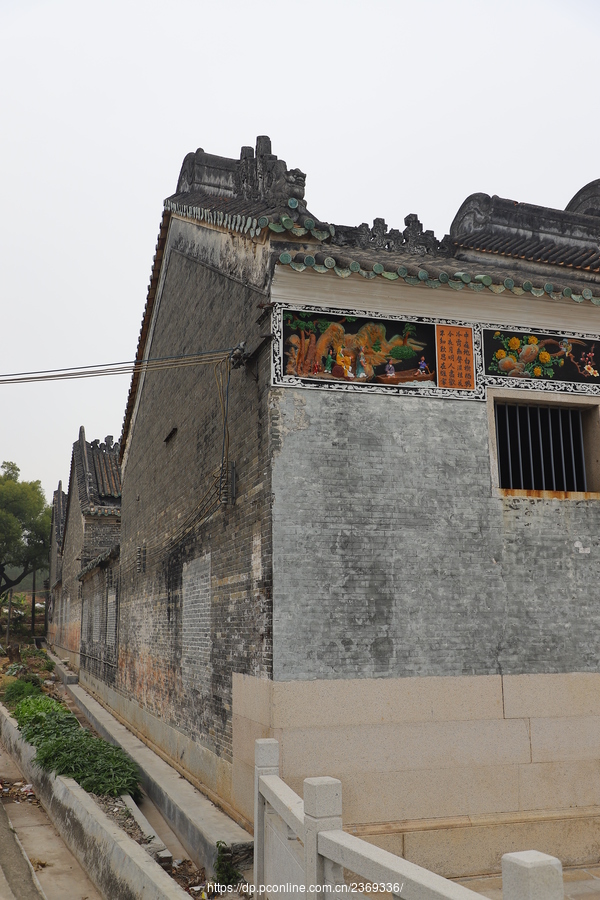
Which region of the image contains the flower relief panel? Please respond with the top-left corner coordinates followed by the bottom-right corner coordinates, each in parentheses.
top-left (484, 328), bottom-right (600, 387)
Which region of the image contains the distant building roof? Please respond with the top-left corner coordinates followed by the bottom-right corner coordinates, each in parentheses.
top-left (52, 482), bottom-right (67, 546)
top-left (73, 426), bottom-right (121, 515)
top-left (449, 186), bottom-right (600, 276)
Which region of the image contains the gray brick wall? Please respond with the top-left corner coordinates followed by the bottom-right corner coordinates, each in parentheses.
top-left (80, 556), bottom-right (120, 686)
top-left (182, 553), bottom-right (211, 691)
top-left (271, 388), bottom-right (600, 680)
top-left (118, 226), bottom-right (273, 762)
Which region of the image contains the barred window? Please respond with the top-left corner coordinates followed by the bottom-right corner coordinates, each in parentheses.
top-left (495, 403), bottom-right (587, 492)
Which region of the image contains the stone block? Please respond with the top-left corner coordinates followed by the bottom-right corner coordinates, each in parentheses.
top-left (530, 716), bottom-right (600, 763)
top-left (270, 674), bottom-right (503, 729)
top-left (233, 673), bottom-right (272, 727)
top-left (501, 850), bottom-right (563, 900)
top-left (404, 814), bottom-right (600, 878)
top-left (278, 718), bottom-right (531, 778)
top-left (504, 673), bottom-right (600, 720)
top-left (233, 715), bottom-right (272, 768)
top-left (303, 777), bottom-right (342, 818)
top-left (340, 765), bottom-right (519, 823)
top-left (519, 760), bottom-right (600, 810)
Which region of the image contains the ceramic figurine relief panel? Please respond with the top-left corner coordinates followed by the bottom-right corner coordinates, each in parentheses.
top-left (272, 304), bottom-right (600, 401)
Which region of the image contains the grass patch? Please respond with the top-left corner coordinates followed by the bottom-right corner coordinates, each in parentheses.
top-left (4, 679), bottom-right (41, 708)
top-left (13, 695), bottom-right (141, 800)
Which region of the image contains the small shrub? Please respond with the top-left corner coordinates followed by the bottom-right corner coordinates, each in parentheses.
top-left (4, 680), bottom-right (41, 708)
top-left (213, 841), bottom-right (242, 886)
top-left (43, 659), bottom-right (55, 672)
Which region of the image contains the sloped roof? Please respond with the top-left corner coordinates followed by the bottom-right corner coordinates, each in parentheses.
top-left (449, 187), bottom-right (600, 277)
top-left (73, 426), bottom-right (121, 515)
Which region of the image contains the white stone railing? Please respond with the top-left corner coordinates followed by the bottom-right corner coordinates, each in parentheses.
top-left (254, 739), bottom-right (564, 900)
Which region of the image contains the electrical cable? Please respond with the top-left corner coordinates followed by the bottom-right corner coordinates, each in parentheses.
top-left (0, 349), bottom-right (239, 385)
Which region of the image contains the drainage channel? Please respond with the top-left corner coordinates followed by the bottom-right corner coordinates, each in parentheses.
top-left (0, 736), bottom-right (102, 900)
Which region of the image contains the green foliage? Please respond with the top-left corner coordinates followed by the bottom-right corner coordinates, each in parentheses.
top-left (5, 663), bottom-right (25, 676)
top-left (13, 694), bottom-right (61, 727)
top-left (43, 659), bottom-right (55, 672)
top-left (35, 731), bottom-right (141, 800)
top-left (4, 679), bottom-right (41, 708)
top-left (0, 462), bottom-right (51, 597)
top-left (214, 841), bottom-right (242, 886)
top-left (21, 647), bottom-right (46, 660)
top-left (390, 345), bottom-right (416, 360)
top-left (15, 696), bottom-right (79, 745)
top-left (13, 695), bottom-right (141, 800)
top-left (372, 338), bottom-right (382, 353)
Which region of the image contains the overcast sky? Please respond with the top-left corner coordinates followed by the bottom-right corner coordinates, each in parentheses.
top-left (1, 0), bottom-right (599, 503)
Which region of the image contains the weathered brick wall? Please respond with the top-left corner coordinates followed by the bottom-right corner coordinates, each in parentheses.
top-left (118, 222), bottom-right (273, 767)
top-left (82, 519), bottom-right (120, 567)
top-left (54, 480), bottom-right (84, 658)
top-left (51, 483), bottom-right (119, 661)
top-left (80, 556), bottom-right (119, 686)
top-left (271, 388), bottom-right (600, 680)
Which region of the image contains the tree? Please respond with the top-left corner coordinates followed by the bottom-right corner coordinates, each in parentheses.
top-left (0, 462), bottom-right (51, 598)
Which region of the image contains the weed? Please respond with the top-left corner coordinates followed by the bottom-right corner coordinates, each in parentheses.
top-left (213, 841), bottom-right (242, 886)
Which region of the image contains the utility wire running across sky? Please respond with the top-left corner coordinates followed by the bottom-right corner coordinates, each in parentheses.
top-left (0, 347), bottom-right (245, 385)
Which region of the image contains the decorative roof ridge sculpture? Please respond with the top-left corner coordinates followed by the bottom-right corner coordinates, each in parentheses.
top-left (166, 135), bottom-right (332, 241)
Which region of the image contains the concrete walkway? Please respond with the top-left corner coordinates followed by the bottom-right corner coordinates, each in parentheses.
top-left (0, 802), bottom-right (44, 900)
top-left (0, 742), bottom-right (102, 900)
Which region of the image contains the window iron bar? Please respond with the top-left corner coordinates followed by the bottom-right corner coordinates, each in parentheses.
top-left (515, 405), bottom-right (524, 489)
top-left (547, 408), bottom-right (557, 491)
top-left (568, 409), bottom-right (577, 491)
top-left (496, 402), bottom-right (587, 493)
top-left (536, 406), bottom-right (546, 491)
top-left (578, 410), bottom-right (587, 492)
top-left (558, 408), bottom-right (567, 491)
top-left (505, 403), bottom-right (513, 489)
top-left (526, 406), bottom-right (535, 489)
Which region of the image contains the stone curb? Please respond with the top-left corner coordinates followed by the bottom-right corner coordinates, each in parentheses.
top-left (64, 681), bottom-right (253, 874)
top-left (0, 704), bottom-right (189, 900)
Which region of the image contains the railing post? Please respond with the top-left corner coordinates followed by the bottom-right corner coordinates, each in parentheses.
top-left (254, 739), bottom-right (280, 891)
top-left (502, 850), bottom-right (564, 900)
top-left (303, 777), bottom-right (343, 891)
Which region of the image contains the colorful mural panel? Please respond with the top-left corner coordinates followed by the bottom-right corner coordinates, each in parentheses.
top-left (282, 310), bottom-right (437, 388)
top-left (483, 329), bottom-right (600, 383)
top-left (436, 326), bottom-right (475, 390)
